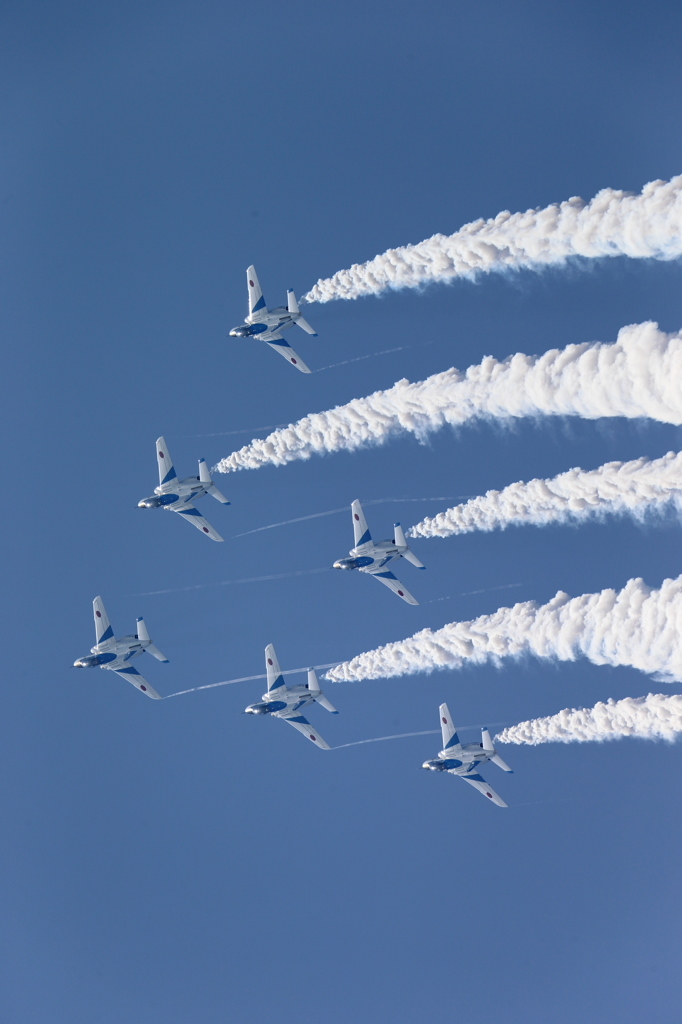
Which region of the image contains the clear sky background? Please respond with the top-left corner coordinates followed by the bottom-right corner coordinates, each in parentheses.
top-left (1, 2), bottom-right (681, 1021)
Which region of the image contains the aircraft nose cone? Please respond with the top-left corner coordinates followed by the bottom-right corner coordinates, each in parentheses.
top-left (74, 660), bottom-right (84, 668)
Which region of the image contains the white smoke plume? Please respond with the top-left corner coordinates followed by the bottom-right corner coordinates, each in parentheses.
top-left (325, 573), bottom-right (682, 684)
top-left (301, 175), bottom-right (682, 304)
top-left (495, 693), bottom-right (682, 745)
top-left (214, 321), bottom-right (682, 475)
top-left (408, 451), bottom-right (682, 540)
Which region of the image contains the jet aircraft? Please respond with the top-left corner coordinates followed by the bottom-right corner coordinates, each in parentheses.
top-left (138, 436), bottom-right (230, 541)
top-left (421, 703), bottom-right (513, 807)
top-left (229, 265), bottom-right (317, 373)
top-left (74, 596), bottom-right (168, 699)
top-left (244, 644), bottom-right (337, 749)
top-left (333, 499), bottom-right (424, 605)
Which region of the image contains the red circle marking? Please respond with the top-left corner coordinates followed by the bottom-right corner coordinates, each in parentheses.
top-left (249, 280), bottom-right (254, 287)
top-left (310, 736), bottom-right (316, 742)
top-left (354, 514), bottom-right (359, 521)
top-left (268, 658), bottom-right (273, 665)
top-left (442, 717), bottom-right (447, 724)
top-left (203, 527), bottom-right (209, 533)
top-left (159, 452), bottom-right (164, 458)
top-left (141, 685), bottom-right (147, 691)
top-left (486, 792), bottom-right (492, 798)
top-left (398, 591), bottom-right (404, 596)
top-left (291, 359), bottom-right (297, 364)
top-left (96, 611), bottom-right (101, 618)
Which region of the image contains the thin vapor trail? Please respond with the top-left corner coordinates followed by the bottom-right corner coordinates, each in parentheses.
top-left (164, 662), bottom-right (343, 699)
top-left (184, 424), bottom-right (287, 438)
top-left (214, 322), bottom-right (682, 476)
top-left (496, 693), bottom-right (682, 745)
top-left (325, 573), bottom-right (682, 684)
top-left (129, 566), bottom-right (332, 597)
top-left (408, 451), bottom-right (682, 540)
top-left (423, 583), bottom-right (525, 604)
top-left (301, 174), bottom-right (682, 303)
top-left (232, 496), bottom-right (469, 539)
top-left (332, 721), bottom-right (508, 750)
top-left (315, 344), bottom-right (411, 372)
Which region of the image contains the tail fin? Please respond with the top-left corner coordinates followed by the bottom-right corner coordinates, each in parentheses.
top-left (482, 728), bottom-right (513, 772)
top-left (93, 596), bottom-right (114, 644)
top-left (394, 523), bottom-right (407, 548)
top-left (287, 289), bottom-right (299, 314)
top-left (156, 437), bottom-right (177, 486)
top-left (439, 703), bottom-right (461, 752)
top-left (247, 266), bottom-right (266, 315)
top-left (198, 459), bottom-right (231, 504)
top-left (351, 499), bottom-right (371, 548)
top-left (308, 668), bottom-right (338, 712)
top-left (265, 644), bottom-right (286, 693)
top-left (136, 617), bottom-right (169, 662)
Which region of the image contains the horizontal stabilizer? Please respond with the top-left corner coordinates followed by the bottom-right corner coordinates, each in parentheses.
top-left (490, 753), bottom-right (513, 773)
top-left (402, 549), bottom-right (425, 569)
top-left (208, 483), bottom-right (231, 505)
top-left (295, 316), bottom-right (317, 336)
top-left (314, 693), bottom-right (338, 714)
top-left (146, 643), bottom-right (169, 664)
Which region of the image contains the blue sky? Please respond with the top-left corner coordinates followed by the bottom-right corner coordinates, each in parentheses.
top-left (1, 2), bottom-right (681, 1021)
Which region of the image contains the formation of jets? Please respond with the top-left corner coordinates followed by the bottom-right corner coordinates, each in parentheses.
top-left (73, 265), bottom-right (517, 809)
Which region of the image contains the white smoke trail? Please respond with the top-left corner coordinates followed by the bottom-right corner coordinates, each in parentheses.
top-left (408, 451), bottom-right (682, 540)
top-left (301, 175), bottom-right (682, 304)
top-left (325, 573), bottom-right (682, 684)
top-left (496, 693), bottom-right (682, 745)
top-left (214, 322), bottom-right (682, 476)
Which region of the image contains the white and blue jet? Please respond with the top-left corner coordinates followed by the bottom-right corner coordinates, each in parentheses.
top-left (229, 265), bottom-right (317, 373)
top-left (421, 703), bottom-right (513, 807)
top-left (138, 436), bottom-right (230, 541)
top-left (333, 499), bottom-right (425, 605)
top-left (244, 644), bottom-right (338, 750)
top-left (73, 596), bottom-right (168, 700)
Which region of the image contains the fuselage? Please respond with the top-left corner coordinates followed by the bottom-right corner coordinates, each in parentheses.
top-left (245, 683), bottom-right (314, 718)
top-left (74, 633), bottom-right (146, 671)
top-left (230, 305), bottom-right (300, 341)
top-left (422, 741), bottom-right (491, 777)
top-left (138, 474), bottom-right (209, 511)
top-left (334, 538), bottom-right (407, 574)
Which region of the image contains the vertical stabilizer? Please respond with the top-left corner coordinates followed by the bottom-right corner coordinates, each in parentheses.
top-left (265, 644), bottom-right (286, 693)
top-left (439, 703), bottom-right (461, 752)
top-left (394, 523), bottom-right (407, 548)
top-left (93, 596), bottom-right (114, 644)
top-left (287, 289), bottom-right (299, 314)
top-left (307, 668), bottom-right (320, 694)
top-left (247, 266), bottom-right (266, 315)
top-left (136, 617), bottom-right (150, 644)
top-left (156, 437), bottom-right (176, 486)
top-left (351, 500), bottom-right (371, 548)
top-left (198, 458), bottom-right (211, 484)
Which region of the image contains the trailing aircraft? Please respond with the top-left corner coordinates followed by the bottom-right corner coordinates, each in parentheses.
top-left (73, 596), bottom-right (168, 700)
top-left (229, 265), bottom-right (317, 373)
top-left (333, 499), bottom-right (424, 605)
top-left (244, 644), bottom-right (337, 749)
top-left (138, 436), bottom-right (230, 541)
top-left (421, 703), bottom-right (513, 807)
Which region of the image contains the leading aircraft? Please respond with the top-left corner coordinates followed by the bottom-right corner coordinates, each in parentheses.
top-left (420, 703), bottom-right (513, 807)
top-left (229, 265), bottom-right (317, 373)
top-left (74, 596), bottom-right (168, 699)
top-left (333, 499), bottom-right (425, 605)
top-left (244, 644), bottom-right (337, 749)
top-left (138, 436), bottom-right (230, 541)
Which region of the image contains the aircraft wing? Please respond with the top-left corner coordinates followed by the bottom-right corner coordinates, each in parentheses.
top-left (266, 338), bottom-right (311, 374)
top-left (110, 664), bottom-right (162, 700)
top-left (368, 569), bottom-right (418, 605)
top-left (281, 713), bottom-right (330, 750)
top-left (173, 504), bottom-right (224, 542)
top-left (459, 772), bottom-right (507, 807)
